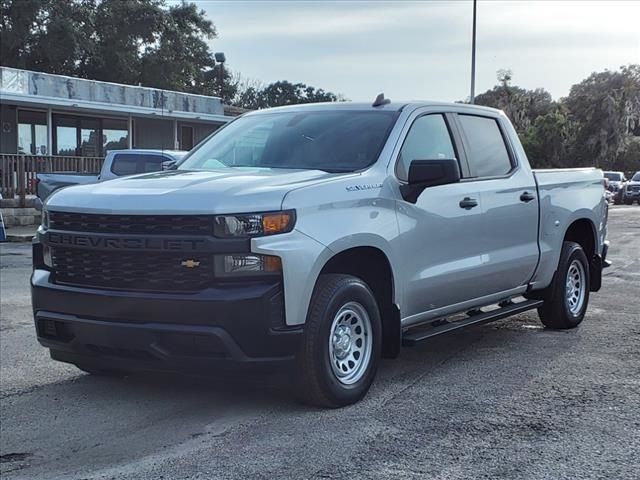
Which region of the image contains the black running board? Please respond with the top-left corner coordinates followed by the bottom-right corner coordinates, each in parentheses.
top-left (402, 299), bottom-right (544, 346)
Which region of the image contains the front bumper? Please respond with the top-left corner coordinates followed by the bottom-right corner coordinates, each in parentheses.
top-left (624, 189), bottom-right (640, 200)
top-left (31, 269), bottom-right (302, 373)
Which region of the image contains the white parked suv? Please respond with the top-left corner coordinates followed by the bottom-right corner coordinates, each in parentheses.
top-left (33, 99), bottom-right (609, 407)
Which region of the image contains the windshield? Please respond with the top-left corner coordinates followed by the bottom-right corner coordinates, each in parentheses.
top-left (633, 173), bottom-right (640, 181)
top-left (178, 110), bottom-right (399, 173)
top-left (604, 172), bottom-right (622, 181)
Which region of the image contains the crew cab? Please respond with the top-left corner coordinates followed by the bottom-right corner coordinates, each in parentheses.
top-left (36, 149), bottom-right (188, 201)
top-left (32, 100), bottom-right (610, 407)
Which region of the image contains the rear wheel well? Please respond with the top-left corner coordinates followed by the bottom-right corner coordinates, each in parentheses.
top-left (564, 219), bottom-right (596, 261)
top-left (320, 247), bottom-right (400, 358)
top-left (564, 218), bottom-right (602, 291)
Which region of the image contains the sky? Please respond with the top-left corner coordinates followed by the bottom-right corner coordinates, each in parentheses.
top-left (197, 0), bottom-right (640, 102)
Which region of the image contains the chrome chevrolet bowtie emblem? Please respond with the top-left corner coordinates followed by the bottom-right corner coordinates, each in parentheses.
top-left (181, 259), bottom-right (201, 268)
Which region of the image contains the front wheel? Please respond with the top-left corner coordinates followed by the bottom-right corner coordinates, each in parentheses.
top-left (296, 274), bottom-right (381, 408)
top-left (537, 241), bottom-right (590, 329)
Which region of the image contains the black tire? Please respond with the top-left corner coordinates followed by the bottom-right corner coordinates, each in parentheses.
top-left (76, 365), bottom-right (128, 377)
top-left (296, 274), bottom-right (381, 408)
top-left (537, 241), bottom-right (590, 329)
top-left (624, 198), bottom-right (633, 205)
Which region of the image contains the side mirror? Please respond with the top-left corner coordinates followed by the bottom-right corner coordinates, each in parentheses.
top-left (401, 159), bottom-right (460, 203)
top-left (162, 160), bottom-right (177, 171)
top-left (408, 159), bottom-right (460, 186)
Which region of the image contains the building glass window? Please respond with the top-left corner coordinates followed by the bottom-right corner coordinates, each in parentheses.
top-left (54, 116), bottom-right (78, 156)
top-left (80, 118), bottom-right (100, 157)
top-left (53, 115), bottom-right (129, 157)
top-left (18, 110), bottom-right (48, 155)
top-left (102, 118), bottom-right (129, 153)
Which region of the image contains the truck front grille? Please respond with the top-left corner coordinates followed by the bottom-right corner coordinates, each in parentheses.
top-left (49, 211), bottom-right (213, 236)
top-left (51, 247), bottom-right (213, 292)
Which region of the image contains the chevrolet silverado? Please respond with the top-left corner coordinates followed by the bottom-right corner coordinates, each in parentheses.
top-left (32, 99), bottom-right (610, 407)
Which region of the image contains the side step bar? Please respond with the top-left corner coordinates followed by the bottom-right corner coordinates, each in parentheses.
top-left (402, 299), bottom-right (544, 346)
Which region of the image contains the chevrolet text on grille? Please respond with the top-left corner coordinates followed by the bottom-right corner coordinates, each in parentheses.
top-left (46, 232), bottom-right (206, 251)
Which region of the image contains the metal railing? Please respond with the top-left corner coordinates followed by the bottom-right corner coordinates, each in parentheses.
top-left (0, 154), bottom-right (104, 205)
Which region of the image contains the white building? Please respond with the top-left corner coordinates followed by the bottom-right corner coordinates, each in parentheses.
top-left (0, 66), bottom-right (232, 157)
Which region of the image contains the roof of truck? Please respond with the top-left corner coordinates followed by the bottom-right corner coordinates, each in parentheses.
top-left (245, 100), bottom-right (502, 116)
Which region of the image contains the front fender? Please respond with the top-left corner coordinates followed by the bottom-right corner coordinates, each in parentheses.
top-left (252, 230), bottom-right (333, 326)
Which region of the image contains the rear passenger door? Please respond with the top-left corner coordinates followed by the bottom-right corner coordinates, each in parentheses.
top-left (455, 114), bottom-right (539, 294)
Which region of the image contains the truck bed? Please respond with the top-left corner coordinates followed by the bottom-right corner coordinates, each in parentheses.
top-left (531, 167), bottom-right (607, 289)
top-left (37, 173), bottom-right (99, 201)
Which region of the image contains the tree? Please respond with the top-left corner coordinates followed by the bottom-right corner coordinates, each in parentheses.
top-left (1, 0), bottom-right (225, 96)
top-left (616, 137), bottom-right (640, 173)
top-left (0, 0), bottom-right (95, 75)
top-left (82, 0), bottom-right (167, 85)
top-left (471, 65), bottom-right (640, 170)
top-left (474, 70), bottom-right (555, 133)
top-left (138, 2), bottom-right (219, 94)
top-left (521, 108), bottom-right (575, 168)
top-left (1, 0), bottom-right (342, 106)
top-left (564, 65), bottom-right (640, 168)
top-left (230, 79), bottom-right (341, 109)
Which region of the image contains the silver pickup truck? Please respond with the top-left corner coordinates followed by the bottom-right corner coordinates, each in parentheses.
top-left (36, 149), bottom-right (188, 201)
top-left (32, 100), bottom-right (609, 407)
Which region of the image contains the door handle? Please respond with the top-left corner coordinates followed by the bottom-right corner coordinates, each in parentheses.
top-left (520, 191), bottom-right (536, 203)
top-left (459, 197), bottom-right (478, 210)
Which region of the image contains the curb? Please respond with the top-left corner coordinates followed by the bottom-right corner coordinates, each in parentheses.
top-left (4, 233), bottom-right (36, 243)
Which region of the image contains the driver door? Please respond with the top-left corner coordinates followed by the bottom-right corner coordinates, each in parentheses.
top-left (394, 112), bottom-right (486, 318)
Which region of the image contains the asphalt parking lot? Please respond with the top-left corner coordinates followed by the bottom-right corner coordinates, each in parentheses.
top-left (1, 206), bottom-right (638, 480)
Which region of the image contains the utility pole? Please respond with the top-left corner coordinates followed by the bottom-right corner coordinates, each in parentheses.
top-left (470, 0), bottom-right (477, 104)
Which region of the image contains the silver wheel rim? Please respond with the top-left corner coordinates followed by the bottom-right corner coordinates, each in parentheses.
top-left (328, 301), bottom-right (372, 385)
top-left (565, 259), bottom-right (586, 315)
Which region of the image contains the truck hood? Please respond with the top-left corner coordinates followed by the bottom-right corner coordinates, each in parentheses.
top-left (45, 168), bottom-right (346, 214)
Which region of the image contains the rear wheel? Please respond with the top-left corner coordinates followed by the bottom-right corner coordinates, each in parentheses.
top-left (296, 274), bottom-right (381, 408)
top-left (537, 241), bottom-right (590, 329)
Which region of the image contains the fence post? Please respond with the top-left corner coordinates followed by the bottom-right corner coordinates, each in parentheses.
top-left (17, 155), bottom-right (26, 207)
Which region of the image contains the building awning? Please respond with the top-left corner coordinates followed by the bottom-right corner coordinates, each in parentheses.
top-left (1, 91), bottom-right (230, 123)
top-left (0, 66), bottom-right (231, 124)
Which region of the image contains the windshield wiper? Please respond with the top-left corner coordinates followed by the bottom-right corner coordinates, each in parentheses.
top-left (317, 167), bottom-right (354, 173)
top-left (228, 164), bottom-right (354, 173)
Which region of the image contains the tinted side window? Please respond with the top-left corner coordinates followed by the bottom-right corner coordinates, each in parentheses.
top-left (111, 154), bottom-right (166, 176)
top-left (110, 154), bottom-right (138, 176)
top-left (140, 156), bottom-right (166, 173)
top-left (396, 114), bottom-right (456, 181)
top-left (458, 115), bottom-right (512, 178)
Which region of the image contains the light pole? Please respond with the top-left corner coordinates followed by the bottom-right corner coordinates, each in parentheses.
top-left (214, 52), bottom-right (226, 97)
top-left (470, 0), bottom-right (477, 104)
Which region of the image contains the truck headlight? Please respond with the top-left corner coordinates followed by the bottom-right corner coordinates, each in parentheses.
top-left (214, 254), bottom-right (282, 277)
top-left (41, 208), bottom-right (49, 230)
top-left (213, 210), bottom-right (295, 238)
top-left (43, 244), bottom-right (53, 268)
